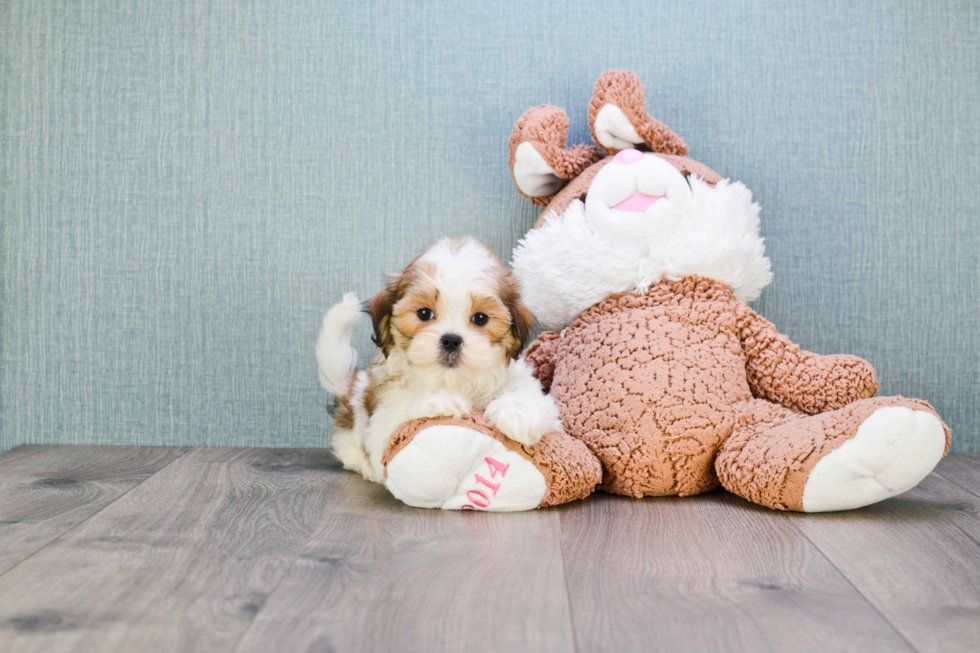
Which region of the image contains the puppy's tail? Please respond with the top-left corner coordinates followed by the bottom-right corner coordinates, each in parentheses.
top-left (316, 293), bottom-right (362, 397)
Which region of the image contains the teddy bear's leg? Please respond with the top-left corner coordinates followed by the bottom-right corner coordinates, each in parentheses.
top-left (382, 412), bottom-right (601, 512)
top-left (716, 397), bottom-right (949, 512)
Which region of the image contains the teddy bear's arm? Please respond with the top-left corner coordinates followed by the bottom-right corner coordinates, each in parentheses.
top-left (523, 330), bottom-right (561, 393)
top-left (735, 302), bottom-right (880, 415)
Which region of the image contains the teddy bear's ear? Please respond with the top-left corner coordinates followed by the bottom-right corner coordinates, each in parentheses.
top-left (508, 105), bottom-right (603, 207)
top-left (588, 71), bottom-right (689, 157)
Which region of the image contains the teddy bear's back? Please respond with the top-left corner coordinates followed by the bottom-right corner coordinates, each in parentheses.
top-left (550, 276), bottom-right (754, 498)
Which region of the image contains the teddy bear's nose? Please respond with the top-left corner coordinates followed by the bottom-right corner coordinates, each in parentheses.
top-left (614, 148), bottom-right (644, 165)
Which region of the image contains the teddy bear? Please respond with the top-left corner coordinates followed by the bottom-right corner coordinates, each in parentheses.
top-left (380, 70), bottom-right (949, 513)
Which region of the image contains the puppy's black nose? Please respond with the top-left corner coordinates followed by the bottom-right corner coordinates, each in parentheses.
top-left (440, 333), bottom-right (463, 353)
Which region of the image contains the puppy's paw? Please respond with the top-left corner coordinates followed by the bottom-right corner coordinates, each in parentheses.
top-left (408, 391), bottom-right (471, 421)
top-left (484, 391), bottom-right (562, 446)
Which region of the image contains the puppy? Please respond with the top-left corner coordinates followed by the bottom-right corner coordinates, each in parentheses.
top-left (316, 236), bottom-right (562, 483)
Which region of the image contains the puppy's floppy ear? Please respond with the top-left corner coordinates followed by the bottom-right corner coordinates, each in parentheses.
top-left (508, 299), bottom-right (535, 360)
top-left (364, 275), bottom-right (400, 357)
top-left (498, 272), bottom-right (535, 359)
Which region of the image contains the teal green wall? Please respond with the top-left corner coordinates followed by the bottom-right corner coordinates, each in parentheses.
top-left (2, 1), bottom-right (978, 451)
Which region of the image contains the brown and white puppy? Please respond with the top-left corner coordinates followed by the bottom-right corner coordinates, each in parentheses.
top-left (316, 236), bottom-right (561, 483)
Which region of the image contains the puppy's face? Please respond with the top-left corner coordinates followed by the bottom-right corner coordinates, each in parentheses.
top-left (366, 238), bottom-right (532, 384)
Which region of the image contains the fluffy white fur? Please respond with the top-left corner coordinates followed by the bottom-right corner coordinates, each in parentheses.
top-left (340, 356), bottom-right (558, 483)
top-left (317, 238), bottom-right (561, 484)
top-left (315, 292), bottom-right (361, 395)
top-left (512, 174), bottom-right (773, 330)
top-left (801, 406), bottom-right (946, 512)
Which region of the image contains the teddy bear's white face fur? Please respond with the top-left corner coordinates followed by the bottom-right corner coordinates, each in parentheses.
top-left (512, 156), bottom-right (774, 330)
top-left (584, 151), bottom-right (695, 258)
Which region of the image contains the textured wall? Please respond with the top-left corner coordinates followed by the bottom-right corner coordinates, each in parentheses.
top-left (1, 0), bottom-right (978, 452)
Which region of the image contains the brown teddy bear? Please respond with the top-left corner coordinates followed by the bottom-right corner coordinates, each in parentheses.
top-left (381, 70), bottom-right (949, 512)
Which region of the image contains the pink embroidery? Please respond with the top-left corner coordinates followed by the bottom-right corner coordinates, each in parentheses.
top-left (485, 457), bottom-right (510, 479)
top-left (466, 489), bottom-right (491, 508)
top-left (461, 456), bottom-right (512, 511)
top-left (474, 474), bottom-right (500, 496)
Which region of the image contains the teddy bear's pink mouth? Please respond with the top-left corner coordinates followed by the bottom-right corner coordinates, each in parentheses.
top-left (612, 193), bottom-right (662, 212)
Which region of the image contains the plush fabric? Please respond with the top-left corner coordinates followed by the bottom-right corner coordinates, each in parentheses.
top-left (508, 69), bottom-right (952, 512)
top-left (525, 277), bottom-right (950, 503)
top-left (513, 181), bottom-right (773, 330)
top-left (508, 106), bottom-right (602, 205)
top-left (382, 411), bottom-right (601, 509)
top-left (588, 71), bottom-right (689, 156)
top-left (717, 397), bottom-right (948, 511)
top-left (532, 278), bottom-right (759, 497)
top-left (736, 302), bottom-right (880, 414)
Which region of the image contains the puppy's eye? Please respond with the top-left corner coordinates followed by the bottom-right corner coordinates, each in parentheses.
top-left (416, 308), bottom-right (434, 321)
top-left (471, 312), bottom-right (489, 327)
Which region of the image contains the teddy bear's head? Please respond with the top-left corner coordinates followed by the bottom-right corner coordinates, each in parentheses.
top-left (509, 70), bottom-right (773, 330)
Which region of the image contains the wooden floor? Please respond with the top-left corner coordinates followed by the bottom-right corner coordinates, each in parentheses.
top-left (0, 447), bottom-right (976, 653)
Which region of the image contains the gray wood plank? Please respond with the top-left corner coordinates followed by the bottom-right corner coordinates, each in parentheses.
top-left (232, 475), bottom-right (577, 653)
top-left (790, 471), bottom-right (980, 653)
top-left (0, 445), bottom-right (187, 576)
top-left (0, 447), bottom-right (350, 653)
top-left (559, 491), bottom-right (914, 653)
top-left (935, 453), bottom-right (980, 499)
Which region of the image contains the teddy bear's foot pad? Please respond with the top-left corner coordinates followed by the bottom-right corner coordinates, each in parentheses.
top-left (801, 406), bottom-right (946, 512)
top-left (385, 425), bottom-right (547, 511)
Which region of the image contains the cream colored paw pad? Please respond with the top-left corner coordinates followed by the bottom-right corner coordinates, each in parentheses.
top-left (385, 425), bottom-right (547, 512)
top-left (802, 407), bottom-right (946, 512)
